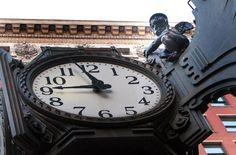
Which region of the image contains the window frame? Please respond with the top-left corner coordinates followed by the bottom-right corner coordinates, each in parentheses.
top-left (210, 97), bottom-right (228, 107)
top-left (202, 142), bottom-right (226, 155)
top-left (220, 116), bottom-right (236, 132)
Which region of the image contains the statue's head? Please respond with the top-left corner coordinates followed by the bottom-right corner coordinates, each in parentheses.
top-left (149, 13), bottom-right (169, 36)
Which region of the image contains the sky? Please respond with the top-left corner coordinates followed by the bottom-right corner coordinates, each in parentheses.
top-left (0, 0), bottom-right (195, 23)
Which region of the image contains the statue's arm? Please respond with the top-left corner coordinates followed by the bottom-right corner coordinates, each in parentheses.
top-left (144, 37), bottom-right (162, 57)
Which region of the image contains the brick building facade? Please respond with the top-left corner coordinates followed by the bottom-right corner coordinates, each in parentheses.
top-left (199, 94), bottom-right (236, 155)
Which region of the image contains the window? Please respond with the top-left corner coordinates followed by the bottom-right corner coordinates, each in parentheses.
top-left (220, 117), bottom-right (236, 132)
top-left (203, 143), bottom-right (226, 155)
top-left (203, 116), bottom-right (213, 131)
top-left (211, 97), bottom-right (227, 107)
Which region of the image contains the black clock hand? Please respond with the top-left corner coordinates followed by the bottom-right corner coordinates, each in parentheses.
top-left (74, 63), bottom-right (112, 90)
top-left (52, 84), bottom-right (111, 90)
top-left (53, 85), bottom-right (93, 89)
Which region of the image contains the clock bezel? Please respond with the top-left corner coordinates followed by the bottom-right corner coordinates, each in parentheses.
top-left (18, 52), bottom-right (175, 126)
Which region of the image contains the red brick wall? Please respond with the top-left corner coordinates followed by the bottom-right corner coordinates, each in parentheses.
top-left (199, 94), bottom-right (236, 155)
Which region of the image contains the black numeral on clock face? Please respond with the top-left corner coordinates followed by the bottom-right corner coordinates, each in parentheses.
top-left (138, 97), bottom-right (150, 105)
top-left (60, 68), bottom-right (74, 76)
top-left (126, 76), bottom-right (139, 84)
top-left (80, 64), bottom-right (99, 73)
top-left (70, 107), bottom-right (139, 117)
top-left (142, 86), bottom-right (154, 95)
top-left (111, 68), bottom-right (119, 76)
top-left (49, 97), bottom-right (63, 106)
top-left (73, 106), bottom-right (85, 116)
top-left (98, 110), bottom-right (113, 118)
top-left (40, 86), bottom-right (53, 95)
top-left (45, 76), bottom-right (66, 85)
top-left (125, 106), bottom-right (137, 115)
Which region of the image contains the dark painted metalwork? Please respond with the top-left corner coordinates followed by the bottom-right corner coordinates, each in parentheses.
top-left (145, 0), bottom-right (236, 153)
top-left (144, 13), bottom-right (191, 63)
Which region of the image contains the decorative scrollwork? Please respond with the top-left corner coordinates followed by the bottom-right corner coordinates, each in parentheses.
top-left (170, 107), bottom-right (190, 131)
top-left (13, 43), bottom-right (40, 61)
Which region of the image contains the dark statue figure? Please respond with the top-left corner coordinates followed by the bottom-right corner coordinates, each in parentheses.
top-left (144, 13), bottom-right (192, 64)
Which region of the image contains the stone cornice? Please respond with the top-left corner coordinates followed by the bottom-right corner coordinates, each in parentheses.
top-left (0, 18), bottom-right (149, 25)
top-left (0, 18), bottom-right (153, 37)
top-left (0, 18), bottom-right (194, 46)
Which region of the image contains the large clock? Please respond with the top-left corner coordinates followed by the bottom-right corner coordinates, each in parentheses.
top-left (18, 51), bottom-right (175, 126)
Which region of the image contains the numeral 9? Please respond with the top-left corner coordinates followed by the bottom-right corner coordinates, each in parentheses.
top-left (40, 86), bottom-right (53, 95)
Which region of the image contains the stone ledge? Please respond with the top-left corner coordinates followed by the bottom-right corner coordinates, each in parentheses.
top-left (0, 19), bottom-right (153, 36)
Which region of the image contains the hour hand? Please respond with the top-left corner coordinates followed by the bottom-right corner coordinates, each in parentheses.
top-left (74, 63), bottom-right (112, 90)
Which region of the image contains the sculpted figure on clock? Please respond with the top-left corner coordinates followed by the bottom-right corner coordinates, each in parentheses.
top-left (144, 13), bottom-right (190, 64)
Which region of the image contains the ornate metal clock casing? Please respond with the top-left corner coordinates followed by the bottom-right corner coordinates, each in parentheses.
top-left (18, 48), bottom-right (175, 126)
top-left (0, 47), bottom-right (177, 155)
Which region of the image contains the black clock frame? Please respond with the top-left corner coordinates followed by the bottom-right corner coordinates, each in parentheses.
top-left (18, 52), bottom-right (175, 126)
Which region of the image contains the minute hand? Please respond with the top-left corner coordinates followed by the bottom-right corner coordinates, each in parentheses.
top-left (74, 63), bottom-right (112, 89)
top-left (52, 84), bottom-right (111, 89)
top-left (53, 85), bottom-right (94, 89)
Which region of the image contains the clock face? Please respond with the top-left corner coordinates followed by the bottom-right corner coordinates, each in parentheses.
top-left (32, 62), bottom-right (161, 119)
top-left (19, 54), bottom-right (174, 125)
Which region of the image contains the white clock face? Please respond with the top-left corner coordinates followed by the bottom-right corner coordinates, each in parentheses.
top-left (32, 62), bottom-right (161, 119)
